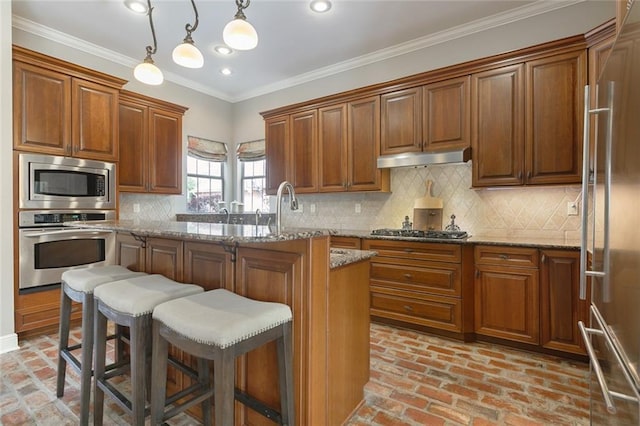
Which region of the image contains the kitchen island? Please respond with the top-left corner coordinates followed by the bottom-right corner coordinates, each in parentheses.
top-left (69, 220), bottom-right (375, 426)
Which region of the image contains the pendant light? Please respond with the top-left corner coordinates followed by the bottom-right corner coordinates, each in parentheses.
top-left (223, 0), bottom-right (258, 51)
top-left (172, 0), bottom-right (204, 68)
top-left (134, 0), bottom-right (164, 85)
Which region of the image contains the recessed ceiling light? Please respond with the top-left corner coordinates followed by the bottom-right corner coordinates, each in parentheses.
top-left (124, 0), bottom-right (148, 14)
top-left (310, 0), bottom-right (331, 13)
top-left (215, 46), bottom-right (233, 55)
top-left (221, 68), bottom-right (232, 76)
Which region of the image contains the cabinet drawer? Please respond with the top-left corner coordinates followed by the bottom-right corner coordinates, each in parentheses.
top-left (370, 261), bottom-right (461, 297)
top-left (474, 245), bottom-right (539, 268)
top-left (363, 239), bottom-right (461, 263)
top-left (370, 287), bottom-right (462, 332)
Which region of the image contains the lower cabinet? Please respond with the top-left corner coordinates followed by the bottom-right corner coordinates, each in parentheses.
top-left (362, 239), bottom-right (474, 340)
top-left (474, 245), bottom-right (540, 344)
top-left (540, 249), bottom-right (588, 354)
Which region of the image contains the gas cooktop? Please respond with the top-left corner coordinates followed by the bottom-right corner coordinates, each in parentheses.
top-left (370, 229), bottom-right (469, 239)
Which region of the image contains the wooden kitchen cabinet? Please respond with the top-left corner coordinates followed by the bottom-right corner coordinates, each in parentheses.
top-left (316, 96), bottom-right (389, 192)
top-left (380, 76), bottom-right (470, 155)
top-left (472, 47), bottom-right (586, 187)
top-left (13, 46), bottom-right (125, 161)
top-left (264, 109), bottom-right (318, 194)
top-left (540, 249), bottom-right (589, 355)
top-left (330, 236), bottom-right (361, 249)
top-left (471, 64), bottom-right (525, 187)
top-left (363, 239), bottom-right (474, 340)
top-left (118, 91), bottom-right (187, 194)
top-left (474, 245), bottom-right (540, 345)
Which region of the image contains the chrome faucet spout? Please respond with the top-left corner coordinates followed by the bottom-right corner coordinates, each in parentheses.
top-left (276, 181), bottom-right (298, 234)
top-left (220, 208), bottom-right (230, 224)
top-left (255, 209), bottom-right (262, 226)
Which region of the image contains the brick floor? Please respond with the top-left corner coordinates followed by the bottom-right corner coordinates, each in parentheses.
top-left (0, 322), bottom-right (590, 425)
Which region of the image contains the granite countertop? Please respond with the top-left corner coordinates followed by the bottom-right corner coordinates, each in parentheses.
top-left (65, 219), bottom-right (325, 244)
top-left (328, 229), bottom-right (580, 250)
top-left (330, 248), bottom-right (377, 269)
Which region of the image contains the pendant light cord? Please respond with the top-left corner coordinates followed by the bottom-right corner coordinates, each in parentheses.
top-left (145, 0), bottom-right (158, 58)
top-left (184, 0), bottom-right (199, 38)
top-left (234, 0), bottom-right (250, 20)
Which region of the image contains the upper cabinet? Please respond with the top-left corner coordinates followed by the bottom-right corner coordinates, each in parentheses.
top-left (472, 46), bottom-right (586, 187)
top-left (380, 76), bottom-right (470, 155)
top-left (13, 46), bottom-right (125, 162)
top-left (264, 110), bottom-right (319, 195)
top-left (118, 91), bottom-right (187, 194)
top-left (319, 96), bottom-right (389, 192)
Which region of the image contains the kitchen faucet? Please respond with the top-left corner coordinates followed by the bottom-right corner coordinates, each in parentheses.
top-left (276, 181), bottom-right (298, 234)
top-left (255, 209), bottom-right (262, 226)
top-left (220, 208), bottom-right (230, 224)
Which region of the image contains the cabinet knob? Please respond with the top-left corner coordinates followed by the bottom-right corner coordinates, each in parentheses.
top-left (403, 273), bottom-right (413, 279)
top-left (499, 254), bottom-right (509, 260)
top-left (404, 248), bottom-right (414, 253)
top-left (403, 305), bottom-right (414, 312)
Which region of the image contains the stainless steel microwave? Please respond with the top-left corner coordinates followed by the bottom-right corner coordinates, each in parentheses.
top-left (19, 153), bottom-right (116, 210)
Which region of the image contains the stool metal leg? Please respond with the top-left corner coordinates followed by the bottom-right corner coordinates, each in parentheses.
top-left (56, 287), bottom-right (72, 398)
top-left (78, 292), bottom-right (95, 426)
top-left (215, 349), bottom-right (236, 426)
top-left (150, 321), bottom-right (169, 426)
top-left (93, 303), bottom-right (108, 426)
top-left (130, 316), bottom-right (148, 426)
top-left (277, 322), bottom-right (295, 426)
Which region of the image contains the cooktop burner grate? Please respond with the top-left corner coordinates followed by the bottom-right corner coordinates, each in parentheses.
top-left (370, 229), bottom-right (469, 239)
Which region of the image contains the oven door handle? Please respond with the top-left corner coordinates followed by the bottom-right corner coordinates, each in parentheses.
top-left (22, 228), bottom-right (114, 238)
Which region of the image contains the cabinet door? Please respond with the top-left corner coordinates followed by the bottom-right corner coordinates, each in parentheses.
top-left (118, 100), bottom-right (148, 192)
top-left (380, 88), bottom-right (422, 155)
top-left (525, 50), bottom-right (586, 185)
top-left (72, 79), bottom-right (119, 161)
top-left (540, 250), bottom-right (588, 354)
top-left (146, 238), bottom-right (183, 282)
top-left (265, 115), bottom-right (290, 194)
top-left (475, 265), bottom-right (539, 344)
top-left (423, 76), bottom-right (470, 151)
top-left (471, 64), bottom-right (525, 187)
top-left (183, 241), bottom-right (234, 291)
top-left (289, 110), bottom-right (318, 193)
top-left (13, 61), bottom-right (71, 155)
top-left (116, 233), bottom-right (146, 272)
top-left (348, 96), bottom-right (387, 191)
top-left (318, 104), bottom-right (348, 192)
top-left (148, 108), bottom-right (182, 194)
top-left (235, 247), bottom-right (303, 426)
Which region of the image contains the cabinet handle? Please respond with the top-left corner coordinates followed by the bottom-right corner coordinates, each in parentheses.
top-left (403, 305), bottom-right (413, 312)
top-left (403, 248), bottom-right (414, 253)
top-left (541, 254), bottom-right (546, 263)
top-left (476, 269), bottom-right (480, 278)
top-left (403, 273), bottom-right (413, 279)
top-left (527, 171), bottom-right (532, 179)
top-left (518, 171), bottom-right (523, 180)
top-left (499, 254), bottom-right (509, 260)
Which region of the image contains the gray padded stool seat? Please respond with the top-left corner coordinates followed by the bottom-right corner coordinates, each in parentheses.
top-left (93, 274), bottom-right (203, 426)
top-left (57, 265), bottom-right (145, 426)
top-left (150, 288), bottom-right (295, 426)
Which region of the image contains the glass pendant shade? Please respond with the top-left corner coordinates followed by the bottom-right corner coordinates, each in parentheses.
top-left (172, 42), bottom-right (204, 68)
top-left (223, 18), bottom-right (258, 50)
top-left (134, 60), bottom-right (164, 85)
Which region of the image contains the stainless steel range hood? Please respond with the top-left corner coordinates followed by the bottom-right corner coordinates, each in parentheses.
top-left (377, 147), bottom-right (471, 168)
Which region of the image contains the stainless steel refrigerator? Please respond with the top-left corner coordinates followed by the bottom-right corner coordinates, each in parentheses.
top-left (579, 2), bottom-right (640, 424)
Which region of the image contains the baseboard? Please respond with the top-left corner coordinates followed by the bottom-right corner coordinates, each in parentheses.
top-left (0, 333), bottom-right (19, 354)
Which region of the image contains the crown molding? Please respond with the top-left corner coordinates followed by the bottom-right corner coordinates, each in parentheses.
top-left (13, 0), bottom-right (583, 103)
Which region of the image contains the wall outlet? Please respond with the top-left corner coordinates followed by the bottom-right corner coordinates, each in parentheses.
top-left (355, 203), bottom-right (361, 213)
top-left (133, 203), bottom-right (140, 213)
top-left (310, 203), bottom-right (316, 213)
top-left (567, 201), bottom-right (578, 216)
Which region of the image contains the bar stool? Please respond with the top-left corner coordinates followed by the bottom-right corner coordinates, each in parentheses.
top-left (56, 265), bottom-right (145, 426)
top-left (150, 288), bottom-right (295, 426)
top-left (93, 274), bottom-right (203, 426)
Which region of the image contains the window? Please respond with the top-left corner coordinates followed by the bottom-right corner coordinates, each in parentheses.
top-left (237, 139), bottom-right (268, 212)
top-left (185, 136), bottom-right (228, 213)
top-left (241, 159), bottom-right (268, 212)
top-left (187, 156), bottom-right (224, 212)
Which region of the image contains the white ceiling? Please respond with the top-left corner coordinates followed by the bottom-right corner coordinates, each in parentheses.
top-left (12, 0), bottom-right (595, 102)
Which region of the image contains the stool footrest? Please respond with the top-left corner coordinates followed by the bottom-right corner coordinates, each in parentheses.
top-left (60, 348), bottom-right (126, 376)
top-left (235, 387), bottom-right (283, 424)
top-left (96, 376), bottom-right (149, 417)
top-left (164, 385), bottom-right (213, 420)
top-left (167, 355), bottom-right (199, 381)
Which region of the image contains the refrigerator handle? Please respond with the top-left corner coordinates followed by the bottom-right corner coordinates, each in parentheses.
top-left (579, 85), bottom-right (591, 300)
top-left (578, 320), bottom-right (617, 414)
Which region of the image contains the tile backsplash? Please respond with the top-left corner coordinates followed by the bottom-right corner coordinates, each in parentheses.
top-left (120, 162), bottom-right (583, 240)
